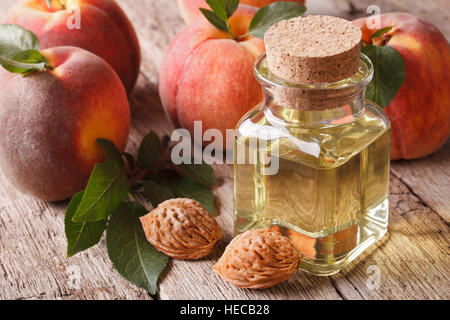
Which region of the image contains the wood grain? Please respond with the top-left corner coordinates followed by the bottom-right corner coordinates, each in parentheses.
top-left (0, 0), bottom-right (449, 300)
top-left (0, 147), bottom-right (150, 300)
top-left (391, 140), bottom-right (450, 222)
top-left (308, 0), bottom-right (450, 41)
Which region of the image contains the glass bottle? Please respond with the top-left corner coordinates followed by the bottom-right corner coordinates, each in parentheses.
top-left (233, 50), bottom-right (391, 276)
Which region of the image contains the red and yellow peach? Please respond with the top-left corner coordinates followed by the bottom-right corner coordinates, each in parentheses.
top-left (0, 46), bottom-right (130, 201)
top-left (354, 13), bottom-right (450, 160)
top-left (159, 5), bottom-right (265, 146)
top-left (2, 0), bottom-right (141, 93)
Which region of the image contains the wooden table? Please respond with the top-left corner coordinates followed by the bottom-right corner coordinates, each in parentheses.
top-left (0, 0), bottom-right (449, 300)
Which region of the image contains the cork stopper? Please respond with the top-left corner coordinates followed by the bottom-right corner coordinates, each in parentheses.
top-left (264, 15), bottom-right (362, 84)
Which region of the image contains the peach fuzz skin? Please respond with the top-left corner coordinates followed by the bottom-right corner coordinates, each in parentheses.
top-left (177, 0), bottom-right (305, 23)
top-left (159, 5), bottom-right (265, 146)
top-left (2, 0), bottom-right (141, 93)
top-left (0, 47), bottom-right (130, 202)
top-left (354, 12), bottom-right (450, 160)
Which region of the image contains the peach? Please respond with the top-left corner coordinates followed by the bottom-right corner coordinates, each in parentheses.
top-left (2, 0), bottom-right (141, 93)
top-left (354, 12), bottom-right (450, 160)
top-left (177, 0), bottom-right (305, 23)
top-left (159, 5), bottom-right (265, 146)
top-left (0, 46), bottom-right (130, 202)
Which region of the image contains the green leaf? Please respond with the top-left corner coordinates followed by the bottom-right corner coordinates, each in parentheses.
top-left (141, 180), bottom-right (175, 208)
top-left (0, 50), bottom-right (48, 74)
top-left (106, 202), bottom-right (169, 294)
top-left (0, 24), bottom-right (40, 57)
top-left (137, 132), bottom-right (162, 169)
top-left (199, 8), bottom-right (229, 32)
top-left (123, 152), bottom-right (136, 171)
top-left (65, 191), bottom-right (107, 257)
top-left (224, 0), bottom-right (239, 18)
top-left (0, 24), bottom-right (49, 75)
top-left (206, 0), bottom-right (228, 21)
top-left (248, 2), bottom-right (306, 38)
top-left (162, 178), bottom-right (215, 215)
top-left (72, 161), bottom-right (130, 222)
top-left (370, 26), bottom-right (394, 39)
top-left (362, 45), bottom-right (405, 108)
top-left (177, 162), bottom-right (216, 188)
top-left (96, 139), bottom-right (124, 167)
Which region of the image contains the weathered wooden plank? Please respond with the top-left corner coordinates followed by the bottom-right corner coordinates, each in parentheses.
top-left (0, 0), bottom-right (448, 300)
top-left (0, 0), bottom-right (148, 301)
top-left (391, 140), bottom-right (450, 223)
top-left (308, 0), bottom-right (450, 41)
top-left (117, 0), bottom-right (185, 86)
top-left (332, 175), bottom-right (450, 300)
top-left (121, 0), bottom-right (450, 300)
top-left (0, 78), bottom-right (154, 301)
top-left (0, 0), bottom-right (14, 15)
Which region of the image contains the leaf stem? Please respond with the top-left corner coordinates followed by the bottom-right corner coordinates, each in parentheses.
top-left (128, 193), bottom-right (136, 202)
top-left (46, 0), bottom-right (67, 10)
top-left (236, 32), bottom-right (250, 40)
top-left (225, 20), bottom-right (235, 39)
top-left (128, 168), bottom-right (151, 189)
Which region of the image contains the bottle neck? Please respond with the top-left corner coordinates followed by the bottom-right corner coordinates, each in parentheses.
top-left (262, 85), bottom-right (366, 126)
top-left (254, 53), bottom-right (373, 126)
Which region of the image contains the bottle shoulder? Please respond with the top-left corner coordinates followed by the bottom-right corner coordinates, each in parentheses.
top-left (235, 102), bottom-right (390, 168)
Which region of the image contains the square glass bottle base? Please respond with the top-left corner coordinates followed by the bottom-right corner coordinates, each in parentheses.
top-left (297, 199), bottom-right (389, 276)
top-left (235, 199), bottom-right (388, 276)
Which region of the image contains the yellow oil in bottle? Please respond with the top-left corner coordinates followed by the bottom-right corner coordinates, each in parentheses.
top-left (233, 55), bottom-right (390, 276)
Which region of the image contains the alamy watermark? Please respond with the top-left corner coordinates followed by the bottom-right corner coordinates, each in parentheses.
top-left (60, 3), bottom-right (385, 176)
top-left (170, 121), bottom-right (280, 175)
top-left (66, 6), bottom-right (81, 30)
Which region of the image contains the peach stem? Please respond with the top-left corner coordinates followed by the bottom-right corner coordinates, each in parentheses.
top-left (46, 0), bottom-right (66, 10)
